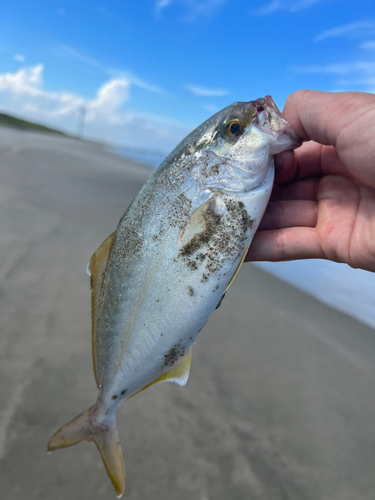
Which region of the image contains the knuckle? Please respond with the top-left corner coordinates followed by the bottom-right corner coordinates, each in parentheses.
top-left (287, 89), bottom-right (309, 107)
top-left (272, 230), bottom-right (286, 261)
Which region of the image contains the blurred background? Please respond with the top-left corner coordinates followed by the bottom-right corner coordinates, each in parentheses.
top-left (1, 1), bottom-right (375, 499)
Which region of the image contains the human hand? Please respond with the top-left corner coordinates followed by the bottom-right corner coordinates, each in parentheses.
top-left (246, 90), bottom-right (375, 273)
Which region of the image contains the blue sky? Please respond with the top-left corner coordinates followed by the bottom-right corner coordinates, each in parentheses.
top-left (0, 0), bottom-right (374, 152)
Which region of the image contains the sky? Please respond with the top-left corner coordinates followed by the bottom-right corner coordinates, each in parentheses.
top-left (0, 0), bottom-right (374, 153)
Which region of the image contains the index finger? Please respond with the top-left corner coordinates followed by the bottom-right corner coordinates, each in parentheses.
top-left (274, 141), bottom-right (342, 184)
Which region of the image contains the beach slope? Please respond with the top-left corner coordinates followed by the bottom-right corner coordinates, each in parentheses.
top-left (1, 128), bottom-right (375, 500)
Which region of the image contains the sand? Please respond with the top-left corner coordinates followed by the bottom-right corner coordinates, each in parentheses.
top-left (1, 127), bottom-right (375, 500)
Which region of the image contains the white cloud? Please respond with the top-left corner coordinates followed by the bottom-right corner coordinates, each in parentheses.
top-left (13, 54), bottom-right (25, 62)
top-left (185, 84), bottom-right (228, 96)
top-left (88, 78), bottom-right (129, 119)
top-left (124, 74), bottom-right (162, 94)
top-left (0, 64), bottom-right (84, 117)
top-left (183, 0), bottom-right (227, 20)
top-left (255, 0), bottom-right (320, 15)
top-left (306, 22), bottom-right (375, 94)
top-left (155, 0), bottom-right (226, 20)
top-left (1, 64), bottom-right (44, 93)
top-left (0, 64), bottom-right (189, 152)
top-left (314, 21), bottom-right (375, 42)
top-left (57, 45), bottom-right (105, 69)
top-left (56, 45), bottom-right (163, 94)
top-left (360, 40), bottom-right (375, 51)
top-left (98, 6), bottom-right (113, 19)
top-left (294, 61), bottom-right (375, 75)
top-left (256, 0), bottom-right (281, 15)
top-left (155, 0), bottom-right (173, 16)
top-left (293, 61), bottom-right (375, 93)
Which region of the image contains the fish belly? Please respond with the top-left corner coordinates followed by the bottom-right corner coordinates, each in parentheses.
top-left (96, 163), bottom-right (274, 402)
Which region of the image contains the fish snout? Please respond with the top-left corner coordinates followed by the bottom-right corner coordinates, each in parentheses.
top-left (254, 95), bottom-right (303, 153)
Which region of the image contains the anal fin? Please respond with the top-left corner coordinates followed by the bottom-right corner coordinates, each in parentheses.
top-left (131, 347), bottom-right (193, 398)
top-left (157, 347), bottom-right (193, 386)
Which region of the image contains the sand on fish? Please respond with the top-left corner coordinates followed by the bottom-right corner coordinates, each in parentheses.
top-left (1, 127), bottom-right (375, 500)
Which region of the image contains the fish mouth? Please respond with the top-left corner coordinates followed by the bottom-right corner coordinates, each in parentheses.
top-left (253, 95), bottom-right (302, 150)
top-left (254, 95), bottom-right (281, 115)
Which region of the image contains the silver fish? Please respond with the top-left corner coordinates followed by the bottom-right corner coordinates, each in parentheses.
top-left (48, 96), bottom-right (301, 497)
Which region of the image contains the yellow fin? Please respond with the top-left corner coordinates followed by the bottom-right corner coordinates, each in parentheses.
top-left (130, 347), bottom-right (193, 398)
top-left (47, 405), bottom-right (125, 498)
top-left (156, 347), bottom-right (192, 386)
top-left (88, 232), bottom-right (116, 388)
top-left (224, 240), bottom-right (252, 293)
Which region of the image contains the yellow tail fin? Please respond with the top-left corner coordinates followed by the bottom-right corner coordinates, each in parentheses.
top-left (47, 406), bottom-right (125, 498)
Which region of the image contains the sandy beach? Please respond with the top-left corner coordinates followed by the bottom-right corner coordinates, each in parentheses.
top-left (1, 127), bottom-right (375, 500)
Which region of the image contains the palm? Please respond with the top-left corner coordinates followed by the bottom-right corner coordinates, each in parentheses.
top-left (315, 170), bottom-right (375, 271)
top-left (246, 90), bottom-right (375, 273)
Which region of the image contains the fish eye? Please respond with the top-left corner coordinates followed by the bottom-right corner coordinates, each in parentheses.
top-left (225, 119), bottom-right (244, 139)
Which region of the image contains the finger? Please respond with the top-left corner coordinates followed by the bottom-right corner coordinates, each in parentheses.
top-left (282, 90), bottom-right (374, 146)
top-left (259, 200), bottom-right (317, 231)
top-left (274, 141), bottom-right (341, 183)
top-left (271, 178), bottom-right (319, 202)
top-left (275, 142), bottom-right (323, 183)
top-left (245, 227), bottom-right (325, 262)
top-left (274, 149), bottom-right (298, 183)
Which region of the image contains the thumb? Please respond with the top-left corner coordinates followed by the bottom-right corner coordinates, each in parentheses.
top-left (282, 90), bottom-right (375, 146)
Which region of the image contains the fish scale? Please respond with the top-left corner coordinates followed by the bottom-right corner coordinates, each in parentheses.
top-left (48, 96), bottom-right (302, 497)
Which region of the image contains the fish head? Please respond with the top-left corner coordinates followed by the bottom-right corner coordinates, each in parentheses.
top-left (207, 96), bottom-right (301, 191)
top-left (181, 96), bottom-right (301, 193)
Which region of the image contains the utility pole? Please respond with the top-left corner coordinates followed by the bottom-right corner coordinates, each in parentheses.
top-left (77, 105), bottom-right (86, 137)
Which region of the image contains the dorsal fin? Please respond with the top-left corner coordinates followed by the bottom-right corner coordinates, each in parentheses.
top-left (88, 232), bottom-right (116, 387)
top-left (130, 347), bottom-right (193, 398)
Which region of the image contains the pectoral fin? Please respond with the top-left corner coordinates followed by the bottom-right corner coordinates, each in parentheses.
top-left (88, 232), bottom-right (116, 387)
top-left (179, 198), bottom-right (222, 256)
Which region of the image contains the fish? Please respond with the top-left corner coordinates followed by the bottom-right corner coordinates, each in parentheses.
top-left (47, 96), bottom-right (301, 497)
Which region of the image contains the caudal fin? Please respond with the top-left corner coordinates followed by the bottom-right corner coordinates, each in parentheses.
top-left (47, 405), bottom-right (125, 498)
